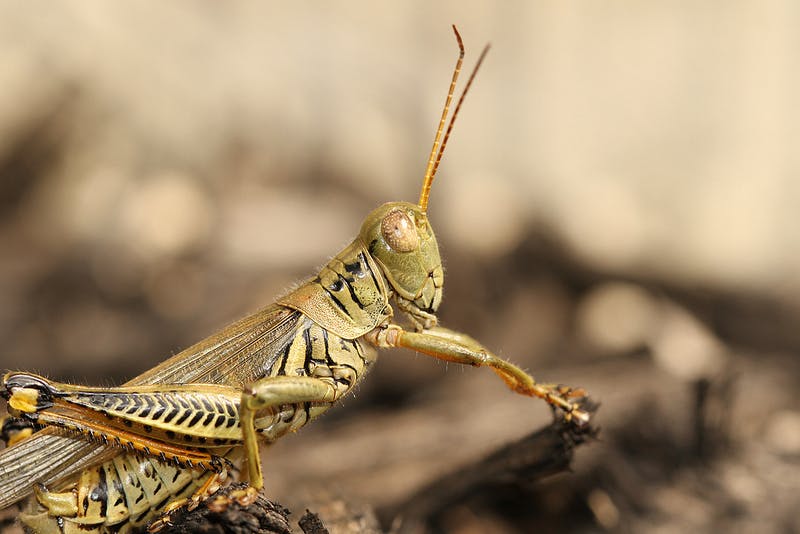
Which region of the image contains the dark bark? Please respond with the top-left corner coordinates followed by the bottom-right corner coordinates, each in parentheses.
top-left (165, 403), bottom-right (598, 534)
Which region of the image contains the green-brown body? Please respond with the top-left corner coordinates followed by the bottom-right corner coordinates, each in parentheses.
top-left (1, 208), bottom-right (409, 532)
top-left (0, 29), bottom-right (588, 533)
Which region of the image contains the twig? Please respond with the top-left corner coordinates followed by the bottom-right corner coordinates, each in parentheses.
top-left (385, 402), bottom-right (599, 533)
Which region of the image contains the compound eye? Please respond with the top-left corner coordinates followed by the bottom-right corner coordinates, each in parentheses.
top-left (381, 209), bottom-right (419, 252)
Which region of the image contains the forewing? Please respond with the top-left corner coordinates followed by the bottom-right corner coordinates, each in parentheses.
top-left (132, 304), bottom-right (302, 386)
top-left (0, 304), bottom-right (304, 509)
top-left (0, 430), bottom-right (112, 511)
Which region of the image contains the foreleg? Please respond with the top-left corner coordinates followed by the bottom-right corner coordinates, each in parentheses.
top-left (366, 325), bottom-right (590, 426)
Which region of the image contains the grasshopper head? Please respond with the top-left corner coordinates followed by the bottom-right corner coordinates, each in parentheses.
top-left (357, 26), bottom-right (487, 327)
top-left (360, 202), bottom-right (443, 318)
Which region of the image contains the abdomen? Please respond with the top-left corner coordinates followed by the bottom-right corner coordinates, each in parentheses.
top-left (20, 453), bottom-right (215, 533)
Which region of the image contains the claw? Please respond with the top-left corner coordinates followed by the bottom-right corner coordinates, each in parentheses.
top-left (147, 514), bottom-right (173, 533)
top-left (202, 484), bottom-right (258, 513)
top-left (231, 486), bottom-right (259, 506)
top-left (147, 471), bottom-right (228, 531)
top-left (161, 497), bottom-right (189, 515)
top-left (567, 407), bottom-right (592, 428)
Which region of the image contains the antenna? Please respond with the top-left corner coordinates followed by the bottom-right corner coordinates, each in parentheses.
top-left (418, 25), bottom-right (490, 212)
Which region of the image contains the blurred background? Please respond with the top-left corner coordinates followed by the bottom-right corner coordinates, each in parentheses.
top-left (1, 2), bottom-right (799, 533)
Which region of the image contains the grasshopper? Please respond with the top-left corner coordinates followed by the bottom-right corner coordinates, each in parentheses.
top-left (0, 26), bottom-right (590, 533)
